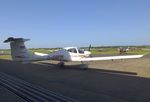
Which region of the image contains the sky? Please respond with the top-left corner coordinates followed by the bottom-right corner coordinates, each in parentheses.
top-left (0, 0), bottom-right (150, 49)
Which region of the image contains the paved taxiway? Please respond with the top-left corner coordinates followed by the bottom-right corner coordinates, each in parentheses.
top-left (0, 85), bottom-right (25, 102)
top-left (0, 56), bottom-right (150, 102)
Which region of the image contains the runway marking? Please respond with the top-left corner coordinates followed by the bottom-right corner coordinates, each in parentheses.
top-left (0, 72), bottom-right (79, 102)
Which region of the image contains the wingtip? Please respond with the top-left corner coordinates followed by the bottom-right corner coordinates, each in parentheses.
top-left (139, 54), bottom-right (145, 58)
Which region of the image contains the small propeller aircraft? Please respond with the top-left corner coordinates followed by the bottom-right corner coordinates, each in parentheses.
top-left (4, 37), bottom-right (144, 69)
top-left (117, 47), bottom-right (130, 54)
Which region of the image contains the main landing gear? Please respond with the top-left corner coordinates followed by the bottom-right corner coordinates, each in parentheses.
top-left (80, 61), bottom-right (88, 70)
top-left (57, 61), bottom-right (88, 70)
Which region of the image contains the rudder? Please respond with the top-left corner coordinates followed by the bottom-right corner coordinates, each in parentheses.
top-left (4, 37), bottom-right (31, 61)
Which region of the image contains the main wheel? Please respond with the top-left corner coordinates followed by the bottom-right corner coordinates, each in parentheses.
top-left (80, 64), bottom-right (88, 70)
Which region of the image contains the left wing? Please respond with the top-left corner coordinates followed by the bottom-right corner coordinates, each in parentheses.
top-left (79, 54), bottom-right (144, 61)
top-left (34, 52), bottom-right (49, 56)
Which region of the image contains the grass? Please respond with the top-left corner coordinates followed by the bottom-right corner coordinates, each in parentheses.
top-left (0, 55), bottom-right (11, 60)
top-left (29, 49), bottom-right (51, 54)
top-left (91, 48), bottom-right (150, 55)
top-left (91, 48), bottom-right (118, 55)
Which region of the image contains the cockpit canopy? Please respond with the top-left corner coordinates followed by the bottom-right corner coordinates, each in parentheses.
top-left (64, 47), bottom-right (84, 54)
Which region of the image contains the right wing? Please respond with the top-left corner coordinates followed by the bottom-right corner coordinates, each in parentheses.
top-left (79, 54), bottom-right (144, 61)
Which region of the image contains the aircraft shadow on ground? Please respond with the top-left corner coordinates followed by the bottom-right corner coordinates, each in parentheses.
top-left (1, 59), bottom-right (150, 102)
top-left (37, 61), bottom-right (137, 75)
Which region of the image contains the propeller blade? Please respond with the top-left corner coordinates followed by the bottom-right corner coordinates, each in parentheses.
top-left (88, 44), bottom-right (91, 51)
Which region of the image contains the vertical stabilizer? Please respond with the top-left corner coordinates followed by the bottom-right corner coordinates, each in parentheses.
top-left (4, 37), bottom-right (31, 61)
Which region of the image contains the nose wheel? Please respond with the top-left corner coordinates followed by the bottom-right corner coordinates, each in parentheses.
top-left (58, 61), bottom-right (65, 67)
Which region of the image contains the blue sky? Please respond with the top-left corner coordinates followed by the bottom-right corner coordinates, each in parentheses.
top-left (0, 0), bottom-right (150, 49)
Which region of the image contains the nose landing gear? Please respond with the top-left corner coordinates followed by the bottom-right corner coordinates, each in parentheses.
top-left (58, 61), bottom-right (65, 67)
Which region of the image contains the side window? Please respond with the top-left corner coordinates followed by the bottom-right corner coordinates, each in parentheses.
top-left (68, 48), bottom-right (77, 53)
top-left (78, 49), bottom-right (84, 54)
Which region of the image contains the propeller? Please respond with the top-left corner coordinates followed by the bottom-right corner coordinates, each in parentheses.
top-left (88, 44), bottom-right (92, 57)
top-left (88, 44), bottom-right (92, 51)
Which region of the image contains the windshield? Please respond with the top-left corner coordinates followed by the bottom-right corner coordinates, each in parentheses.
top-left (78, 48), bottom-right (84, 54)
top-left (67, 48), bottom-right (77, 53)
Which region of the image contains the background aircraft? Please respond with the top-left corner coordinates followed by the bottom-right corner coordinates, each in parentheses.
top-left (4, 37), bottom-right (144, 69)
top-left (118, 47), bottom-right (130, 54)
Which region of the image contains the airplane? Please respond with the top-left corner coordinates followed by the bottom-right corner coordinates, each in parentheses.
top-left (4, 37), bottom-right (144, 69)
top-left (117, 47), bottom-right (130, 54)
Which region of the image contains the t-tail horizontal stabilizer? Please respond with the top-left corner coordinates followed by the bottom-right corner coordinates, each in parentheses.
top-left (4, 37), bottom-right (30, 43)
top-left (4, 37), bottom-right (49, 62)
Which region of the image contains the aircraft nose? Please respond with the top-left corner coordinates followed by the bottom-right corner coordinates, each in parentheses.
top-left (85, 51), bottom-right (91, 55)
top-left (87, 51), bottom-right (91, 55)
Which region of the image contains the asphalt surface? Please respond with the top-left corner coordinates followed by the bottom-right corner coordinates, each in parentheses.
top-left (0, 57), bottom-right (150, 102)
top-left (0, 85), bottom-right (25, 102)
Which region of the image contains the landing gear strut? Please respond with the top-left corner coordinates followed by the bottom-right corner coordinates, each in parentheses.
top-left (58, 61), bottom-right (65, 67)
top-left (80, 61), bottom-right (88, 70)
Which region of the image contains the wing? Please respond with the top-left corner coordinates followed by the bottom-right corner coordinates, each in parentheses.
top-left (79, 54), bottom-right (144, 61)
top-left (34, 52), bottom-right (49, 56)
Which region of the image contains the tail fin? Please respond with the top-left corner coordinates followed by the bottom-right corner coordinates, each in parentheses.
top-left (4, 37), bottom-right (31, 61)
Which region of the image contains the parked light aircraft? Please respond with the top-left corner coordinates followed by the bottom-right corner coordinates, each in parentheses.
top-left (4, 37), bottom-right (144, 68)
top-left (118, 47), bottom-right (129, 54)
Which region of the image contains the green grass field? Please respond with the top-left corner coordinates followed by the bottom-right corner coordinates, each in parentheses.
top-left (0, 55), bottom-right (11, 60)
top-left (91, 48), bottom-right (150, 55)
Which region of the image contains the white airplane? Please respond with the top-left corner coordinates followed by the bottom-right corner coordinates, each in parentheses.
top-left (4, 37), bottom-right (144, 69)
